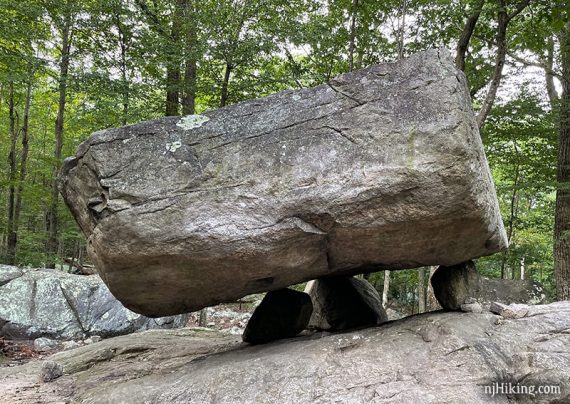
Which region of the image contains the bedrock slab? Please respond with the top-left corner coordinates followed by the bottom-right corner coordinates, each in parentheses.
top-left (2, 302), bottom-right (568, 403)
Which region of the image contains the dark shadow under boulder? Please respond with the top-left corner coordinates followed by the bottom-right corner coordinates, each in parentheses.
top-left (306, 277), bottom-right (388, 330)
top-left (242, 289), bottom-right (312, 344)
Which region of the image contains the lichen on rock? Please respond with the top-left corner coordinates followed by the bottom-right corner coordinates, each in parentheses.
top-left (176, 114), bottom-right (210, 130)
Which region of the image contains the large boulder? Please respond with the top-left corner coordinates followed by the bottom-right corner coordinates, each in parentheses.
top-left (1, 302), bottom-right (568, 403)
top-left (0, 265), bottom-right (188, 340)
top-left (59, 48), bottom-right (507, 316)
top-left (305, 276), bottom-right (388, 330)
top-left (431, 261), bottom-right (548, 310)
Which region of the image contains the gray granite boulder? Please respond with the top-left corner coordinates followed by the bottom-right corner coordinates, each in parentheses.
top-left (431, 261), bottom-right (548, 310)
top-left (0, 265), bottom-right (188, 340)
top-left (59, 48), bottom-right (507, 316)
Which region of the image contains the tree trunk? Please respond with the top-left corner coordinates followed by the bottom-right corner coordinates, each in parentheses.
top-left (501, 155), bottom-right (520, 279)
top-left (12, 74), bottom-right (34, 263)
top-left (6, 82), bottom-right (17, 265)
top-left (220, 62), bottom-right (232, 108)
top-left (198, 308), bottom-right (208, 327)
top-left (116, 15), bottom-right (129, 126)
top-left (382, 270), bottom-right (390, 309)
top-left (476, 0), bottom-right (508, 129)
top-left (545, 36), bottom-right (559, 108)
top-left (397, 0), bottom-right (407, 60)
top-left (455, 0), bottom-right (484, 71)
top-left (418, 267), bottom-right (426, 313)
top-left (46, 13), bottom-right (72, 268)
top-left (476, 0), bottom-right (530, 129)
top-left (165, 0), bottom-right (184, 116)
top-left (555, 23), bottom-right (570, 301)
top-left (182, 0), bottom-right (197, 115)
top-left (165, 66), bottom-right (180, 116)
top-left (348, 0), bottom-right (359, 71)
top-left (182, 57), bottom-right (197, 115)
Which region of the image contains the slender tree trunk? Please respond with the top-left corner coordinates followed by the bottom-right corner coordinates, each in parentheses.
top-left (455, 0), bottom-right (484, 71)
top-left (397, 0), bottom-right (407, 60)
top-left (520, 256), bottom-right (525, 280)
top-left (545, 36), bottom-right (559, 107)
top-left (182, 57), bottom-right (197, 115)
top-left (116, 16), bottom-right (129, 126)
top-left (135, 0), bottom-right (184, 116)
top-left (165, 0), bottom-right (184, 116)
top-left (198, 308), bottom-right (208, 327)
top-left (348, 0), bottom-right (359, 71)
top-left (165, 67), bottom-right (180, 116)
top-left (220, 62), bottom-right (232, 107)
top-left (46, 14), bottom-right (72, 268)
top-left (182, 0), bottom-right (197, 115)
top-left (382, 270), bottom-right (390, 309)
top-left (476, 0), bottom-right (508, 129)
top-left (555, 23), bottom-right (570, 301)
top-left (12, 74), bottom-right (34, 262)
top-left (476, 0), bottom-right (530, 129)
top-left (501, 156), bottom-right (520, 279)
top-left (6, 82), bottom-right (17, 264)
top-left (417, 267), bottom-right (426, 313)
top-left (0, 83), bottom-right (5, 259)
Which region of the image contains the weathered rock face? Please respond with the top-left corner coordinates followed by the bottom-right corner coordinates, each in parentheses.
top-left (242, 288), bottom-right (312, 344)
top-left (1, 302), bottom-right (568, 403)
top-left (431, 261), bottom-right (548, 310)
top-left (306, 276), bottom-right (388, 330)
top-left (59, 48), bottom-right (507, 316)
top-left (0, 265), bottom-right (188, 340)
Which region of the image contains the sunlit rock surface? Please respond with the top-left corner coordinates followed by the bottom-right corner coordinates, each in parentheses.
top-left (60, 48), bottom-right (507, 316)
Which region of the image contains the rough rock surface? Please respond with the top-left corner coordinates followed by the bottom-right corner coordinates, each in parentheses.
top-left (0, 265), bottom-right (188, 340)
top-left (306, 276), bottom-right (388, 330)
top-left (431, 261), bottom-right (548, 310)
top-left (59, 48), bottom-right (507, 316)
top-left (1, 302), bottom-right (568, 403)
top-left (490, 302), bottom-right (530, 319)
top-left (34, 337), bottom-right (60, 351)
top-left (242, 288), bottom-right (312, 344)
top-left (39, 361), bottom-right (63, 382)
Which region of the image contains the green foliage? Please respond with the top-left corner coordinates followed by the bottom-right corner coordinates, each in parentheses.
top-left (477, 93), bottom-right (557, 296)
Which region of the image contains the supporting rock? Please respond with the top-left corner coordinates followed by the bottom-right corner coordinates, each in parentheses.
top-left (430, 261), bottom-right (480, 310)
top-left (306, 277), bottom-right (388, 330)
top-left (242, 289), bottom-right (312, 344)
top-left (431, 261), bottom-right (548, 310)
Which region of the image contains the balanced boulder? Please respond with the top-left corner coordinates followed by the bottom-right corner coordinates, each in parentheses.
top-left (306, 277), bottom-right (388, 330)
top-left (242, 289), bottom-right (312, 344)
top-left (59, 48), bottom-right (507, 316)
